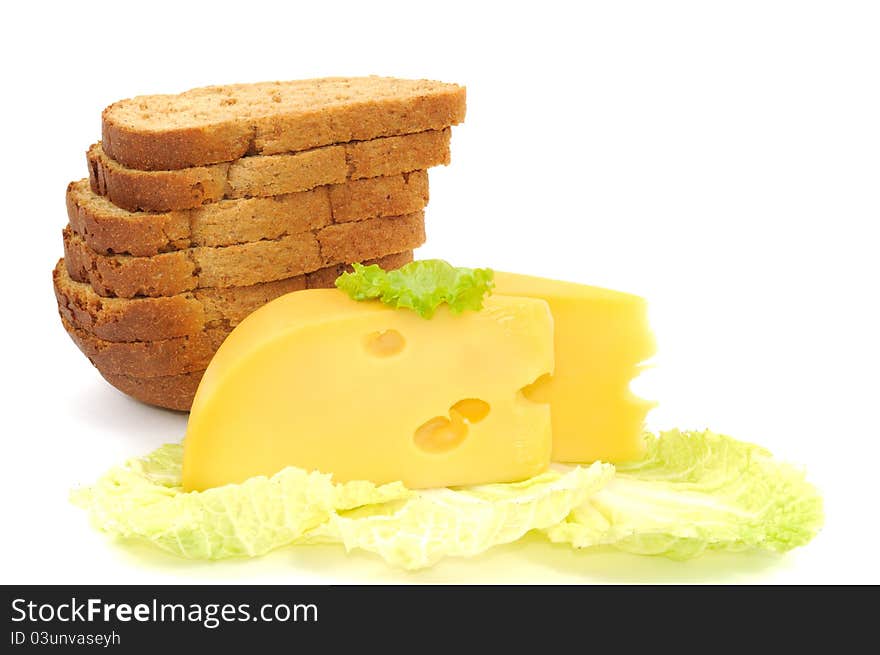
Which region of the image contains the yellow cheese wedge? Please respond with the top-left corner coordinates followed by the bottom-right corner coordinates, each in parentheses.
top-left (182, 290), bottom-right (554, 491)
top-left (493, 272), bottom-right (656, 463)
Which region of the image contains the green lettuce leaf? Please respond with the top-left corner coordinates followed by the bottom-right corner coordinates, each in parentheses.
top-left (72, 430), bottom-right (822, 569)
top-left (543, 429), bottom-right (824, 558)
top-left (335, 259), bottom-right (494, 318)
top-left (71, 443), bottom-right (611, 568)
top-left (312, 463), bottom-right (613, 569)
top-left (70, 444), bottom-right (412, 560)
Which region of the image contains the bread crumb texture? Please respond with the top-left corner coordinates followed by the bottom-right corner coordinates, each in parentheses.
top-left (57, 76), bottom-right (466, 410)
top-left (53, 251), bottom-right (413, 342)
top-left (57, 250), bottom-right (414, 410)
top-left (102, 77), bottom-right (465, 170)
top-left (89, 129), bottom-right (448, 211)
top-left (67, 171), bottom-right (428, 256)
top-left (62, 212), bottom-right (424, 297)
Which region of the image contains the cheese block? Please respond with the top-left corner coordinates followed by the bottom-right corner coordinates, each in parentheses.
top-left (182, 290), bottom-right (554, 491)
top-left (493, 272), bottom-right (656, 463)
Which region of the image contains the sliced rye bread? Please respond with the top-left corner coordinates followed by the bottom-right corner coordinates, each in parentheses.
top-left (66, 252), bottom-right (415, 412)
top-left (67, 171), bottom-right (428, 256)
top-left (101, 77), bottom-right (465, 170)
top-left (61, 315), bottom-right (228, 377)
top-left (98, 369), bottom-right (204, 412)
top-left (63, 211), bottom-right (426, 297)
top-left (58, 252), bottom-right (415, 384)
top-left (89, 129), bottom-right (449, 212)
top-left (53, 251), bottom-right (413, 342)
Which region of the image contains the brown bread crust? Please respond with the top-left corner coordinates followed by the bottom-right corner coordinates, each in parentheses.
top-left (317, 214), bottom-right (426, 266)
top-left (53, 251), bottom-right (413, 342)
top-left (98, 369), bottom-right (204, 412)
top-left (304, 250), bottom-right (413, 288)
top-left (328, 171), bottom-right (428, 224)
top-left (101, 77), bottom-right (465, 170)
top-left (63, 227), bottom-right (320, 297)
top-left (63, 212), bottom-right (425, 298)
top-left (55, 260), bottom-right (204, 341)
top-left (60, 315), bottom-right (228, 377)
top-left (67, 171), bottom-right (428, 257)
top-left (77, 254), bottom-right (419, 411)
top-left (89, 129), bottom-right (449, 212)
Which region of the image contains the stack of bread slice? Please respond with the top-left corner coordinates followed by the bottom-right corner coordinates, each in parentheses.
top-left (54, 77), bottom-right (466, 410)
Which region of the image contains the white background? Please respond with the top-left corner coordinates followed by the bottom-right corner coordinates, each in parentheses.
top-left (1, 0), bottom-right (877, 584)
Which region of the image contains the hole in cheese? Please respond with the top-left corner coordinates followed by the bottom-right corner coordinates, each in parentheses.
top-left (364, 329), bottom-right (406, 357)
top-left (182, 290), bottom-right (555, 490)
top-left (519, 373), bottom-right (553, 403)
top-left (449, 398), bottom-right (490, 424)
top-left (413, 416), bottom-right (468, 453)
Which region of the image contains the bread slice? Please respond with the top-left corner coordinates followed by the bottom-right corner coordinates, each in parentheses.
top-left (59, 250), bottom-right (416, 378)
top-left (53, 251), bottom-right (413, 342)
top-left (316, 214), bottom-right (425, 271)
top-left (67, 171), bottom-right (428, 256)
top-left (89, 129), bottom-right (450, 212)
top-left (327, 171), bottom-right (429, 224)
top-left (61, 315), bottom-right (227, 377)
top-left (101, 77), bottom-right (465, 170)
top-left (99, 369), bottom-right (203, 411)
top-left (55, 260), bottom-right (298, 341)
top-left (58, 251), bottom-right (416, 409)
top-left (63, 211), bottom-right (425, 297)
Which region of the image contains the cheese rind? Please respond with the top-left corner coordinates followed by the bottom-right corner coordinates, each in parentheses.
top-left (182, 290), bottom-right (554, 491)
top-left (493, 272), bottom-right (656, 463)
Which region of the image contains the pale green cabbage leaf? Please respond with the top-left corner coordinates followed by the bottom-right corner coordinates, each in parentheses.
top-left (543, 429), bottom-right (824, 558)
top-left (72, 430), bottom-right (822, 569)
top-left (70, 444), bottom-right (412, 560)
top-left (312, 463), bottom-right (613, 569)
